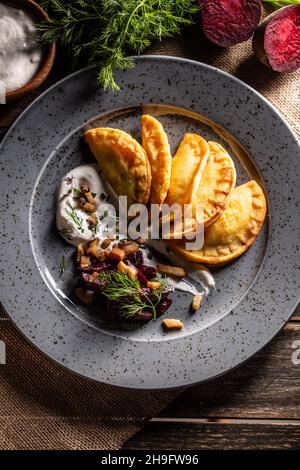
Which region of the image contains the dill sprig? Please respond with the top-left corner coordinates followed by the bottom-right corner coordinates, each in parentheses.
top-left (37, 0), bottom-right (198, 90)
top-left (65, 207), bottom-right (84, 233)
top-left (59, 255), bottom-right (65, 275)
top-left (99, 270), bottom-right (168, 319)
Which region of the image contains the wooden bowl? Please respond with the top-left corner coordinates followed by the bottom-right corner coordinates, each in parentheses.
top-left (5, 0), bottom-right (56, 102)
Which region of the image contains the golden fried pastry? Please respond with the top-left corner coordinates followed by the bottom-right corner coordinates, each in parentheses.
top-left (193, 141), bottom-right (236, 227)
top-left (166, 133), bottom-right (210, 206)
top-left (85, 127), bottom-right (151, 206)
top-left (141, 115), bottom-right (172, 206)
top-left (161, 215), bottom-right (200, 240)
top-left (170, 180), bottom-right (267, 265)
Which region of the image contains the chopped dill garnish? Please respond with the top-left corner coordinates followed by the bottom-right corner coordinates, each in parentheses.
top-left (98, 271), bottom-right (168, 319)
top-left (72, 188), bottom-right (82, 198)
top-left (65, 207), bottom-right (84, 233)
top-left (89, 222), bottom-right (98, 235)
top-left (59, 255), bottom-right (65, 275)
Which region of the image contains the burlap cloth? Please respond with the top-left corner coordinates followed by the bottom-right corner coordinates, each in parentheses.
top-left (0, 22), bottom-right (299, 450)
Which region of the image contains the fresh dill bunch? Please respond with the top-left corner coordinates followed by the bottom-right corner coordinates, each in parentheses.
top-left (99, 270), bottom-right (169, 319)
top-left (37, 0), bottom-right (199, 89)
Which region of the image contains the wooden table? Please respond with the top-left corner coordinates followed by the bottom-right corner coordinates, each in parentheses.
top-left (1, 57), bottom-right (299, 452)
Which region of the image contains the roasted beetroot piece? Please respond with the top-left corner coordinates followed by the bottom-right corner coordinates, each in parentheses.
top-left (80, 261), bottom-right (114, 273)
top-left (135, 265), bottom-right (158, 286)
top-left (123, 311), bottom-right (153, 322)
top-left (138, 265), bottom-right (157, 281)
top-left (200, 0), bottom-right (262, 47)
top-left (81, 272), bottom-right (108, 292)
top-left (253, 5), bottom-right (300, 73)
top-left (124, 249), bottom-right (144, 267)
top-left (136, 269), bottom-right (149, 285)
top-left (157, 297), bottom-right (173, 315)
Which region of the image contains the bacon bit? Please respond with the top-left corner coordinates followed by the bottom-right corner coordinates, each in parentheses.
top-left (147, 281), bottom-right (161, 290)
top-left (118, 241), bottom-right (139, 254)
top-left (75, 287), bottom-right (94, 304)
top-left (80, 255), bottom-right (90, 268)
top-left (101, 238), bottom-right (111, 249)
top-left (81, 185), bottom-right (90, 193)
top-left (87, 243), bottom-right (98, 257)
top-left (117, 261), bottom-right (138, 280)
top-left (87, 213), bottom-right (98, 227)
top-left (192, 293), bottom-right (203, 312)
top-left (84, 191), bottom-right (96, 204)
top-left (91, 271), bottom-right (99, 278)
top-left (162, 319), bottom-right (183, 331)
top-left (157, 264), bottom-right (186, 278)
top-left (109, 247), bottom-right (125, 261)
top-left (80, 185), bottom-right (95, 204)
top-left (78, 244), bottom-right (85, 254)
top-left (87, 243), bottom-right (107, 261)
top-left (76, 243), bottom-right (85, 264)
top-left (97, 251), bottom-right (108, 262)
top-left (78, 201), bottom-right (96, 213)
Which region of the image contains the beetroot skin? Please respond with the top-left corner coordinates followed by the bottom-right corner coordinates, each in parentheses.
top-left (264, 5), bottom-right (300, 73)
top-left (200, 0), bottom-right (262, 47)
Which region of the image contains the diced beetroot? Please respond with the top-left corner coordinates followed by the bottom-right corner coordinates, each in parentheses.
top-left (161, 287), bottom-right (174, 299)
top-left (124, 249), bottom-right (144, 266)
top-left (76, 245), bottom-right (173, 327)
top-left (101, 299), bottom-right (120, 323)
top-left (80, 261), bottom-right (114, 273)
top-left (200, 0), bottom-right (262, 47)
top-left (123, 311), bottom-right (153, 322)
top-left (81, 272), bottom-right (107, 292)
top-left (138, 265), bottom-right (157, 281)
top-left (137, 270), bottom-right (149, 285)
top-left (157, 297), bottom-right (173, 314)
top-left (124, 251), bottom-right (157, 284)
top-left (260, 5), bottom-right (300, 72)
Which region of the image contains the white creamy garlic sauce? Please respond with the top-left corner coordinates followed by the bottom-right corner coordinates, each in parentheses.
top-left (57, 164), bottom-right (123, 247)
top-left (0, 2), bottom-right (42, 92)
top-left (57, 164), bottom-right (215, 296)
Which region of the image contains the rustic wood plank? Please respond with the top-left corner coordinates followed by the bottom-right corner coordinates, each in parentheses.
top-left (291, 304), bottom-right (300, 321)
top-left (159, 323), bottom-right (300, 420)
top-left (123, 420), bottom-right (300, 450)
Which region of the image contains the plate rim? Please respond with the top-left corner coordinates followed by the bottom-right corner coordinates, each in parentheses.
top-left (0, 56), bottom-right (299, 389)
top-left (1, 56), bottom-right (299, 152)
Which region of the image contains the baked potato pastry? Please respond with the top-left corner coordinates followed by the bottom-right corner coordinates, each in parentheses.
top-left (166, 133), bottom-right (209, 206)
top-left (85, 127), bottom-right (151, 206)
top-left (170, 180), bottom-right (267, 265)
top-left (141, 115), bottom-right (172, 206)
top-left (193, 141), bottom-right (236, 228)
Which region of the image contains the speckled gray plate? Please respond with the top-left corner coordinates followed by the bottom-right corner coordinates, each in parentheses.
top-left (0, 57), bottom-right (299, 389)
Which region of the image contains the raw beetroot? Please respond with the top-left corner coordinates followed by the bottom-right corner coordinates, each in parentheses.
top-left (200, 0), bottom-right (262, 47)
top-left (253, 5), bottom-right (300, 73)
